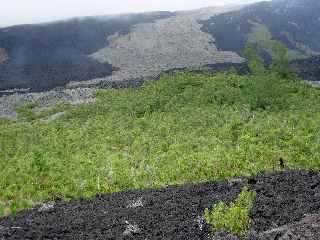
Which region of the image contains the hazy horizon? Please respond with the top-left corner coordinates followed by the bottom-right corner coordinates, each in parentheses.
top-left (0, 0), bottom-right (266, 27)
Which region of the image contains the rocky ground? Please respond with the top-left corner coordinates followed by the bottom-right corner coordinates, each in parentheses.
top-left (0, 170), bottom-right (319, 239)
top-left (0, 88), bottom-right (95, 119)
top-left (86, 6), bottom-right (244, 89)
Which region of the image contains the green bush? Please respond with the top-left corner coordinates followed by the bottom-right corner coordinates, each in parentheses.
top-left (204, 187), bottom-right (256, 237)
top-left (271, 42), bottom-right (291, 78)
top-left (240, 42), bottom-right (298, 110)
top-left (240, 73), bottom-right (294, 110)
top-left (16, 102), bottom-right (38, 121)
top-left (242, 43), bottom-right (266, 75)
top-left (31, 150), bottom-right (49, 175)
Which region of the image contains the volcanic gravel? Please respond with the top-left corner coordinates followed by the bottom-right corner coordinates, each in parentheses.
top-left (0, 170), bottom-right (319, 239)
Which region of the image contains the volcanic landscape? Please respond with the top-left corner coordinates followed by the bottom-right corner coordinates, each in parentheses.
top-left (0, 0), bottom-right (320, 239)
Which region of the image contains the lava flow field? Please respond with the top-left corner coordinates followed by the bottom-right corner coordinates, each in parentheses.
top-left (0, 170), bottom-right (319, 239)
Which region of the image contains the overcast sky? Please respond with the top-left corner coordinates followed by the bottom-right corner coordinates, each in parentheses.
top-left (0, 0), bottom-right (265, 27)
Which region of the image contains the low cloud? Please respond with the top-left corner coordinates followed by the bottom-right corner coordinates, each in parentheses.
top-left (0, 0), bottom-right (265, 27)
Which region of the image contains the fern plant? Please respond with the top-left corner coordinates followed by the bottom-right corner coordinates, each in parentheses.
top-left (204, 187), bottom-right (256, 237)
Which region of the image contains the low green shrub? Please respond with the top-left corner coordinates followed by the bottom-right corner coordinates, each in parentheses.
top-left (204, 187), bottom-right (256, 237)
top-left (16, 102), bottom-right (38, 121)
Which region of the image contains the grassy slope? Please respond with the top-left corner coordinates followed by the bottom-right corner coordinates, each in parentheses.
top-left (1, 72), bottom-right (320, 215)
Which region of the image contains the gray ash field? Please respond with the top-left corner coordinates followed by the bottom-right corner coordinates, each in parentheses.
top-left (0, 170), bottom-right (319, 239)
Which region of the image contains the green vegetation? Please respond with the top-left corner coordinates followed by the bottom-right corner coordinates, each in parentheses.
top-left (16, 102), bottom-right (71, 121)
top-left (1, 60), bottom-right (320, 216)
top-left (247, 20), bottom-right (307, 60)
top-left (271, 42), bottom-right (291, 78)
top-left (242, 43), bottom-right (266, 75)
top-left (204, 187), bottom-right (256, 237)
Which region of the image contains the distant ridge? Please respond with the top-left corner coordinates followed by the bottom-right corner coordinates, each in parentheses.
top-left (201, 0), bottom-right (320, 58)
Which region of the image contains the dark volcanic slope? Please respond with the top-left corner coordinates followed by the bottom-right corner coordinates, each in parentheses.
top-left (0, 12), bottom-right (173, 91)
top-left (0, 170), bottom-right (319, 239)
top-left (290, 56), bottom-right (320, 82)
top-left (201, 0), bottom-right (320, 55)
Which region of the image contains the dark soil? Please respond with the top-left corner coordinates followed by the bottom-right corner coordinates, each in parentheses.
top-left (0, 170), bottom-right (319, 239)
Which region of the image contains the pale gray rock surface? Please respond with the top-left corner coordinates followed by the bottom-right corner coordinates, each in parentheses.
top-left (40, 111), bottom-right (66, 124)
top-left (0, 48), bottom-right (8, 64)
top-left (0, 88), bottom-right (95, 119)
top-left (82, 7), bottom-right (244, 88)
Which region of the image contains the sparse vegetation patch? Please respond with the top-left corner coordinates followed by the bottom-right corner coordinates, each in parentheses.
top-left (204, 187), bottom-right (256, 237)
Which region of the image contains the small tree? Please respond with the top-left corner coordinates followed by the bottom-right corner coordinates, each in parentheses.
top-left (271, 42), bottom-right (290, 78)
top-left (242, 43), bottom-right (265, 75)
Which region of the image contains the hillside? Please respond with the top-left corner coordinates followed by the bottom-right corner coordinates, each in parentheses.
top-left (0, 12), bottom-right (173, 91)
top-left (1, 0), bottom-right (320, 118)
top-left (0, 8), bottom-right (246, 93)
top-left (0, 6), bottom-right (246, 118)
top-left (0, 1), bottom-right (320, 238)
top-left (1, 68), bottom-right (320, 238)
top-left (1, 0), bottom-right (319, 95)
top-left (201, 0), bottom-right (320, 59)
top-left (1, 68), bottom-right (320, 212)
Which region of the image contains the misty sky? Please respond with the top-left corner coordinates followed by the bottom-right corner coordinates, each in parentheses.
top-left (0, 0), bottom-right (265, 27)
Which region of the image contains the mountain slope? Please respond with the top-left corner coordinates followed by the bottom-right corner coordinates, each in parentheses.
top-left (0, 0), bottom-right (320, 118)
top-left (0, 7), bottom-right (245, 93)
top-left (0, 12), bottom-right (173, 91)
top-left (201, 0), bottom-right (320, 59)
top-left (1, 0), bottom-right (319, 93)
